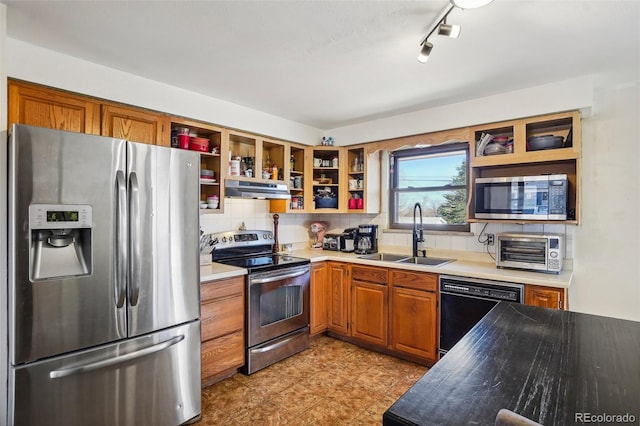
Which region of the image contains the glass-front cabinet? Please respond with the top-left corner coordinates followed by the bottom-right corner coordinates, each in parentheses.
top-left (259, 138), bottom-right (286, 181)
top-left (270, 143), bottom-right (307, 213)
top-left (289, 145), bottom-right (306, 210)
top-left (346, 147), bottom-right (365, 212)
top-left (228, 131), bottom-right (257, 179)
top-left (170, 119), bottom-right (225, 214)
top-left (310, 147), bottom-right (342, 212)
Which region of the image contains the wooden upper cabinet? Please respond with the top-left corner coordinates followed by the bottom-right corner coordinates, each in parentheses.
top-left (101, 104), bottom-right (168, 146)
top-left (8, 80), bottom-right (101, 135)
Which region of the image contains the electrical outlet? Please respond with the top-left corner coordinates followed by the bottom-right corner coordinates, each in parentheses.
top-left (486, 234), bottom-right (495, 245)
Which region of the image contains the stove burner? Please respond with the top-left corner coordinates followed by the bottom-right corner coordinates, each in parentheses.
top-left (209, 229), bottom-right (309, 273)
top-left (215, 254), bottom-right (309, 273)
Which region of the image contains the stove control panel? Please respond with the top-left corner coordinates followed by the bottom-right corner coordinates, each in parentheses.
top-left (209, 230), bottom-right (275, 250)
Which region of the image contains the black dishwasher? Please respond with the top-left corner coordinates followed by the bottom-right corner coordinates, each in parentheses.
top-left (439, 275), bottom-right (523, 359)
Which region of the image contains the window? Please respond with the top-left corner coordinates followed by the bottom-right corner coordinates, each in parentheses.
top-left (389, 143), bottom-right (469, 232)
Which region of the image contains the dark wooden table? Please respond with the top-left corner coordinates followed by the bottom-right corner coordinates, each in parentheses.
top-left (383, 302), bottom-right (640, 425)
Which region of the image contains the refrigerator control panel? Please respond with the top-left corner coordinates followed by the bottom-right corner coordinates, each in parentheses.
top-left (29, 204), bottom-right (93, 229)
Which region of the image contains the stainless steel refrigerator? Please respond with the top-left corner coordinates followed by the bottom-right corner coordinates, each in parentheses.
top-left (3, 124), bottom-right (202, 425)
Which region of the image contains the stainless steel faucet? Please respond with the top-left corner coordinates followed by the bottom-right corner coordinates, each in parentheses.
top-left (413, 202), bottom-right (425, 257)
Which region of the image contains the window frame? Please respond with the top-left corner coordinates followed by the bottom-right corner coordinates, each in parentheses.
top-left (389, 142), bottom-right (470, 232)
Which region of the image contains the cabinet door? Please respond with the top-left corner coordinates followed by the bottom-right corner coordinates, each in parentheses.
top-left (8, 80), bottom-right (101, 135)
top-left (101, 104), bottom-right (168, 145)
top-left (327, 262), bottom-right (350, 335)
top-left (525, 285), bottom-right (565, 310)
top-left (351, 280), bottom-right (388, 346)
top-left (310, 262), bottom-right (329, 336)
top-left (390, 286), bottom-right (437, 361)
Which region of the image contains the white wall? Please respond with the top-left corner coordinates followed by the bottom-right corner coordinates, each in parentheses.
top-left (324, 75), bottom-right (595, 146)
top-left (571, 73), bottom-right (640, 321)
top-left (6, 39), bottom-right (323, 145)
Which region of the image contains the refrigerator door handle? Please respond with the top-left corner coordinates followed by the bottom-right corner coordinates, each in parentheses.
top-left (48, 334), bottom-right (185, 379)
top-left (115, 170), bottom-right (127, 308)
top-left (128, 171), bottom-right (140, 306)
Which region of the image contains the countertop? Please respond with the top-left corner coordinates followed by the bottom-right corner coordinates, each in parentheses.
top-left (291, 249), bottom-right (573, 289)
top-left (383, 302), bottom-right (640, 425)
top-left (200, 249), bottom-right (573, 289)
top-left (200, 262), bottom-right (247, 282)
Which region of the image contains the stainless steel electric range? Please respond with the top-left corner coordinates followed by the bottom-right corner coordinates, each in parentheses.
top-left (210, 230), bottom-right (311, 374)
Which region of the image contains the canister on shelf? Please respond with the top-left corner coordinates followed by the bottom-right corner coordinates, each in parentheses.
top-left (229, 155), bottom-right (241, 176)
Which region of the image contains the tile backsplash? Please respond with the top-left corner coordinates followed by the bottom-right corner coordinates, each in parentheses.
top-left (199, 199), bottom-right (573, 261)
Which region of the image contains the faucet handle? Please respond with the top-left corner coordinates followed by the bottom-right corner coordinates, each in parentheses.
top-left (419, 249), bottom-right (427, 258)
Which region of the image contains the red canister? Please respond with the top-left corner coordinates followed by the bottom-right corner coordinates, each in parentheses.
top-left (178, 134), bottom-right (190, 149)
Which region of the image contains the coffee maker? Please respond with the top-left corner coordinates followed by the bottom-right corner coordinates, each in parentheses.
top-left (355, 224), bottom-right (378, 254)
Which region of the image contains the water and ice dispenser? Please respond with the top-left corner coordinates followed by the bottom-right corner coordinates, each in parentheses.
top-left (29, 204), bottom-right (93, 281)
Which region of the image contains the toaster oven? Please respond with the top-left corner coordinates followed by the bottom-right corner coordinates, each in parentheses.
top-left (322, 229), bottom-right (357, 252)
top-left (496, 233), bottom-right (564, 273)
top-left (322, 234), bottom-right (345, 251)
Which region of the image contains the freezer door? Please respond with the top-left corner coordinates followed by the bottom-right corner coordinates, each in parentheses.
top-left (8, 125), bottom-right (127, 364)
top-left (127, 142), bottom-right (200, 336)
top-left (9, 321), bottom-right (201, 426)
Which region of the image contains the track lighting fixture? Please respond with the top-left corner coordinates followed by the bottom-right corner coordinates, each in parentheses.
top-left (438, 20), bottom-right (461, 38)
top-left (416, 0), bottom-right (493, 63)
top-left (417, 42), bottom-right (434, 63)
top-left (450, 0), bottom-right (494, 10)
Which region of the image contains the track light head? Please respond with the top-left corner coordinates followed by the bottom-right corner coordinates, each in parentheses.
top-left (417, 42), bottom-right (434, 63)
top-left (438, 23), bottom-right (461, 38)
top-left (450, 0), bottom-right (494, 9)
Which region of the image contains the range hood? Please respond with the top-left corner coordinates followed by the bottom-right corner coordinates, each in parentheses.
top-left (224, 178), bottom-right (291, 200)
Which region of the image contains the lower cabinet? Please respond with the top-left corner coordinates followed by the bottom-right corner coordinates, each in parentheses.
top-left (389, 270), bottom-right (438, 362)
top-left (200, 276), bottom-right (245, 387)
top-left (327, 262), bottom-right (350, 335)
top-left (320, 261), bottom-right (438, 365)
top-left (310, 262), bottom-right (329, 336)
top-left (525, 284), bottom-right (566, 310)
top-left (351, 265), bottom-right (388, 346)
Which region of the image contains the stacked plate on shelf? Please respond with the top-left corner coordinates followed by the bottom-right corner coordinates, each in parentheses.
top-left (476, 133), bottom-right (513, 156)
top-left (200, 169), bottom-right (215, 183)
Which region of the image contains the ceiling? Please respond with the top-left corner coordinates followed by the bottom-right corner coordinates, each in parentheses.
top-left (3, 1), bottom-right (639, 130)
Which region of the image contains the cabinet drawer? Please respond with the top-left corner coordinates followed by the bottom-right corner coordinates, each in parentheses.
top-left (201, 331), bottom-right (244, 382)
top-left (201, 276), bottom-right (244, 302)
top-left (201, 294), bottom-right (244, 341)
top-left (352, 265), bottom-right (388, 284)
top-left (391, 270), bottom-right (437, 292)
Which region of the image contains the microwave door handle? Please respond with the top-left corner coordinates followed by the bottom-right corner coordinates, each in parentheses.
top-left (115, 171), bottom-right (127, 309)
top-left (128, 172), bottom-right (140, 307)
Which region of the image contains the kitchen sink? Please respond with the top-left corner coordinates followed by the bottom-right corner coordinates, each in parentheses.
top-left (358, 253), bottom-right (411, 262)
top-left (396, 256), bottom-right (455, 266)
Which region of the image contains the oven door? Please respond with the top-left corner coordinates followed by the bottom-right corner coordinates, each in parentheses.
top-left (247, 265), bottom-right (310, 347)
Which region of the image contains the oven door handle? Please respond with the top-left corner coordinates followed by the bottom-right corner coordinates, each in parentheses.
top-left (250, 268), bottom-right (308, 285)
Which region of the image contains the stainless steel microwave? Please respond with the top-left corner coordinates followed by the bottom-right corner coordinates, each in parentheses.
top-left (497, 233), bottom-right (564, 273)
top-left (474, 174), bottom-right (568, 220)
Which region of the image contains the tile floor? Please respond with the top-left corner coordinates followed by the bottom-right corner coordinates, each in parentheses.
top-left (194, 335), bottom-right (428, 425)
